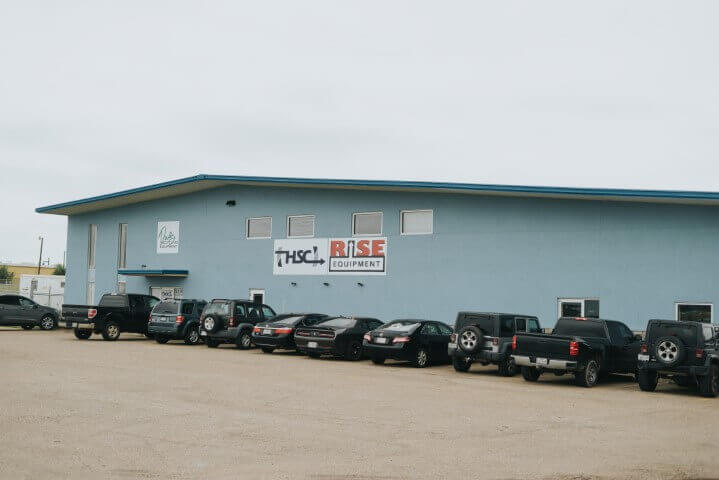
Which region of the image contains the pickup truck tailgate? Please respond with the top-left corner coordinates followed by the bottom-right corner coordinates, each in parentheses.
top-left (60, 304), bottom-right (94, 328)
top-left (513, 333), bottom-right (574, 360)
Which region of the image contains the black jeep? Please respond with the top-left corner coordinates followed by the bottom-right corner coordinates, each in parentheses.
top-left (199, 299), bottom-right (276, 349)
top-left (450, 312), bottom-right (542, 376)
top-left (637, 319), bottom-right (718, 397)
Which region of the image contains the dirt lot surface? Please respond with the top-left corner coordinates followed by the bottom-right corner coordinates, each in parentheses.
top-left (0, 329), bottom-right (717, 480)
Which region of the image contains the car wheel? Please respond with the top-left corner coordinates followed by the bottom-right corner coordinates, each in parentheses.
top-left (412, 348), bottom-right (429, 368)
top-left (203, 316), bottom-right (221, 333)
top-left (21, 325), bottom-right (34, 330)
top-left (457, 326), bottom-right (484, 354)
top-left (261, 347), bottom-right (275, 354)
top-left (40, 315), bottom-right (56, 330)
top-left (575, 359), bottom-right (600, 388)
top-left (184, 328), bottom-right (201, 345)
top-left (699, 364), bottom-right (719, 398)
top-left (206, 339), bottom-right (219, 348)
top-left (521, 366), bottom-right (541, 382)
top-left (638, 369), bottom-right (659, 392)
top-left (73, 328), bottom-right (91, 340)
top-left (452, 354), bottom-right (471, 372)
top-left (308, 352), bottom-right (321, 358)
top-left (654, 336), bottom-right (685, 368)
top-left (101, 321), bottom-right (121, 341)
top-left (498, 355), bottom-right (517, 377)
top-left (371, 357), bottom-right (385, 365)
top-left (155, 336), bottom-right (169, 344)
top-left (345, 341), bottom-right (362, 361)
top-left (236, 330), bottom-right (252, 350)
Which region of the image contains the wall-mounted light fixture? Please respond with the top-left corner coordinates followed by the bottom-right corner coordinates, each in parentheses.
top-left (357, 282), bottom-right (364, 287)
top-left (322, 282), bottom-right (330, 287)
top-left (290, 282), bottom-right (297, 287)
top-left (226, 200), bottom-right (236, 206)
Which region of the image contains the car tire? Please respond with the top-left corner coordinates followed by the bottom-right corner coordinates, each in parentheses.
top-left (497, 355), bottom-right (517, 377)
top-left (654, 336), bottom-right (685, 368)
top-left (371, 357), bottom-right (385, 365)
top-left (698, 364), bottom-right (719, 398)
top-left (206, 338), bottom-right (219, 348)
top-left (457, 326), bottom-right (483, 354)
top-left (261, 347), bottom-right (275, 354)
top-left (21, 325), bottom-right (34, 330)
top-left (452, 354), bottom-right (471, 372)
top-left (308, 352), bottom-right (321, 358)
top-left (638, 369), bottom-right (659, 392)
top-left (73, 328), bottom-right (91, 340)
top-left (202, 315), bottom-right (221, 334)
top-left (40, 315), bottom-right (56, 330)
top-left (101, 321), bottom-right (121, 341)
top-left (521, 366), bottom-right (541, 382)
top-left (412, 348), bottom-right (430, 368)
top-left (235, 330), bottom-right (252, 350)
top-left (155, 336), bottom-right (169, 344)
top-left (184, 327), bottom-right (201, 345)
top-left (345, 341), bottom-right (362, 361)
top-left (575, 358), bottom-right (600, 388)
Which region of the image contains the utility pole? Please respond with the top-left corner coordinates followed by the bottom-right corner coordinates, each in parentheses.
top-left (37, 236), bottom-right (44, 274)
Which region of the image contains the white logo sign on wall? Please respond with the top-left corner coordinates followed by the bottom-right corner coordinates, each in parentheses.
top-left (157, 221), bottom-right (180, 254)
top-left (273, 238), bottom-right (387, 276)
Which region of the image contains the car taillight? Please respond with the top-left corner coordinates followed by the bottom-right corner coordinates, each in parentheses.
top-left (492, 338), bottom-right (499, 346)
top-left (696, 348), bottom-right (704, 359)
top-left (512, 335), bottom-right (517, 350)
top-left (88, 308), bottom-right (97, 319)
top-left (275, 327), bottom-right (293, 334)
top-left (640, 344), bottom-right (648, 354)
top-left (363, 333), bottom-right (371, 342)
top-left (450, 333), bottom-right (456, 343)
top-left (253, 326), bottom-right (261, 333)
top-left (393, 336), bottom-right (410, 343)
top-left (569, 341), bottom-right (579, 357)
top-left (175, 315), bottom-right (184, 324)
top-left (228, 316), bottom-right (236, 327)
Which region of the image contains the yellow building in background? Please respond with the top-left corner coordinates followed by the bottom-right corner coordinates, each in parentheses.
top-left (0, 264), bottom-right (56, 293)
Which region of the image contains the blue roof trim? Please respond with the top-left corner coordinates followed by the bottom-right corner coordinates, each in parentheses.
top-left (118, 269), bottom-right (189, 277)
top-left (36, 173), bottom-right (719, 214)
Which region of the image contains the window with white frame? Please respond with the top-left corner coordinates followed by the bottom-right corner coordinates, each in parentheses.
top-left (352, 212), bottom-right (382, 236)
top-left (117, 223), bottom-right (128, 268)
top-left (247, 217), bottom-right (272, 239)
top-left (676, 302), bottom-right (713, 323)
top-left (287, 215), bottom-right (315, 238)
top-left (88, 224), bottom-right (97, 268)
top-left (400, 210), bottom-right (433, 235)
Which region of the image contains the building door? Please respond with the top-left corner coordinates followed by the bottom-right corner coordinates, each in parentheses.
top-left (558, 298), bottom-right (600, 318)
top-left (249, 288), bottom-right (265, 305)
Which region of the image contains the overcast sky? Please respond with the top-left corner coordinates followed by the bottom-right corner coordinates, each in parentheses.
top-left (1, 1), bottom-right (718, 264)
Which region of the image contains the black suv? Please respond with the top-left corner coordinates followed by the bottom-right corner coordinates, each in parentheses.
top-left (638, 319), bottom-right (718, 397)
top-left (450, 312), bottom-right (542, 376)
top-left (149, 299), bottom-right (207, 345)
top-left (199, 299), bottom-right (276, 349)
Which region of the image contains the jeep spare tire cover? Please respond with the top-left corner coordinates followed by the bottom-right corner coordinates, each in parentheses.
top-left (458, 326), bottom-right (484, 354)
top-left (203, 316), bottom-right (220, 333)
top-left (655, 336), bottom-right (685, 367)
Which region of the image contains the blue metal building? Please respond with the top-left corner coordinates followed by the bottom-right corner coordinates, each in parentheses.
top-left (37, 174), bottom-right (719, 329)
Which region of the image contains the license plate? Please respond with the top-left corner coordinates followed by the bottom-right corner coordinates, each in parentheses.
top-left (307, 341), bottom-right (318, 349)
top-left (638, 354), bottom-right (649, 362)
top-left (200, 331), bottom-right (207, 336)
top-left (376, 337), bottom-right (388, 344)
top-left (263, 329), bottom-right (272, 335)
top-left (536, 357), bottom-right (549, 366)
top-left (66, 321), bottom-right (72, 328)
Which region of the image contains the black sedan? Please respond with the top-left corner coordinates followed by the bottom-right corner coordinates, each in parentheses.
top-left (295, 316), bottom-right (384, 360)
top-left (363, 320), bottom-right (453, 368)
top-left (252, 313), bottom-right (328, 353)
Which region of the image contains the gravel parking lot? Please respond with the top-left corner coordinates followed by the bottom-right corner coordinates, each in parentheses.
top-left (1, 329), bottom-right (717, 480)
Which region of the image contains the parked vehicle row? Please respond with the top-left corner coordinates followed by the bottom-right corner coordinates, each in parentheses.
top-left (54, 295), bottom-right (719, 397)
top-left (0, 294), bottom-right (59, 330)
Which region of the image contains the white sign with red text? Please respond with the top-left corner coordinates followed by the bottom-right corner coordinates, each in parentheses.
top-left (273, 237), bottom-right (387, 276)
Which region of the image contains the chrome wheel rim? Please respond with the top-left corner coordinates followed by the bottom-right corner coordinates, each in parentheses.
top-left (657, 340), bottom-right (678, 363)
top-left (107, 325), bottom-right (119, 338)
top-left (41, 317), bottom-right (54, 329)
top-left (204, 318), bottom-right (214, 331)
top-left (587, 362), bottom-right (598, 384)
top-left (417, 350), bottom-right (427, 366)
top-left (189, 330), bottom-right (199, 343)
top-left (460, 331), bottom-right (477, 350)
top-left (241, 334), bottom-right (251, 347)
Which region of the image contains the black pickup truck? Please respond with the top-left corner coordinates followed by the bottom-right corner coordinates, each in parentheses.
top-left (61, 293), bottom-right (159, 341)
top-left (511, 317), bottom-right (642, 387)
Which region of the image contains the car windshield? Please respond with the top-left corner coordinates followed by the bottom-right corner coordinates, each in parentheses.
top-left (317, 318), bottom-right (356, 328)
top-left (204, 302), bottom-right (231, 316)
top-left (378, 321), bottom-right (421, 332)
top-left (153, 301), bottom-right (179, 314)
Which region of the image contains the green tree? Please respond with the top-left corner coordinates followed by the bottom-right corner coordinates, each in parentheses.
top-left (53, 264), bottom-right (66, 276)
top-left (0, 265), bottom-right (14, 283)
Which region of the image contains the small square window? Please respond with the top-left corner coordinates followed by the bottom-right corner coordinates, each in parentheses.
top-left (352, 212), bottom-right (382, 236)
top-left (247, 217), bottom-right (272, 239)
top-left (287, 215), bottom-right (315, 238)
top-left (400, 210), bottom-right (433, 235)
